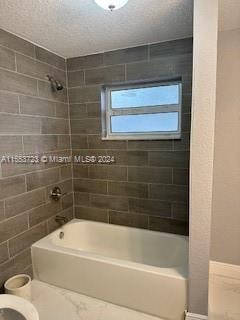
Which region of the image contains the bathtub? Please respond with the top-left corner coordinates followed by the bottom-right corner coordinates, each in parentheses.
top-left (32, 219), bottom-right (188, 320)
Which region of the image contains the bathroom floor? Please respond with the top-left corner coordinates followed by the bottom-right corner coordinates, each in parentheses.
top-left (31, 280), bottom-right (162, 320)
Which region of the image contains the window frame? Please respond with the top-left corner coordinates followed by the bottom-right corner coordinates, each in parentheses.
top-left (101, 80), bottom-right (182, 140)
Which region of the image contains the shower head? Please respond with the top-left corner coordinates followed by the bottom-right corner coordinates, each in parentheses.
top-left (46, 75), bottom-right (64, 91)
top-left (55, 80), bottom-right (64, 91)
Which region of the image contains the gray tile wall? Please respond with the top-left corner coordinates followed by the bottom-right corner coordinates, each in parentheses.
top-left (0, 29), bottom-right (192, 287)
top-left (0, 29), bottom-right (73, 287)
top-left (67, 38), bottom-right (192, 235)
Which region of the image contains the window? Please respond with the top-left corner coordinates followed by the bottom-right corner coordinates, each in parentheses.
top-left (101, 81), bottom-right (182, 140)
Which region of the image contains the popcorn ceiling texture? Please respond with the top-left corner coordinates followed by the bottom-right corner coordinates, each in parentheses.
top-left (0, 0), bottom-right (193, 57)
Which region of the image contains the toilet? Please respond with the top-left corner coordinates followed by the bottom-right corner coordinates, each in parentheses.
top-left (0, 295), bottom-right (39, 320)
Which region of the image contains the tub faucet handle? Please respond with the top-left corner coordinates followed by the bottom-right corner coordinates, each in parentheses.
top-left (50, 186), bottom-right (66, 201)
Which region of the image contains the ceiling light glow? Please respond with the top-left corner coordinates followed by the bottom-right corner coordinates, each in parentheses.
top-left (94, 0), bottom-right (129, 11)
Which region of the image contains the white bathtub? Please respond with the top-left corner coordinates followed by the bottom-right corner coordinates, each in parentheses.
top-left (32, 219), bottom-right (188, 320)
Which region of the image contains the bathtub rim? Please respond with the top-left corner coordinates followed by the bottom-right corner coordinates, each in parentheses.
top-left (32, 219), bottom-right (188, 280)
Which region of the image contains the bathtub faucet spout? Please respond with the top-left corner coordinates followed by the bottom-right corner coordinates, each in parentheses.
top-left (55, 215), bottom-right (69, 225)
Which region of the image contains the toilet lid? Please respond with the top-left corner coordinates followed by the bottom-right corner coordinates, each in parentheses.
top-left (0, 295), bottom-right (39, 320)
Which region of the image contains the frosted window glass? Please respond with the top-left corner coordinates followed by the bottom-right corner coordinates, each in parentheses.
top-left (111, 113), bottom-right (178, 133)
top-left (111, 85), bottom-right (179, 109)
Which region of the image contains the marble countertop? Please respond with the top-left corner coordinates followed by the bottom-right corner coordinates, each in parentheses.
top-left (31, 280), bottom-right (162, 320)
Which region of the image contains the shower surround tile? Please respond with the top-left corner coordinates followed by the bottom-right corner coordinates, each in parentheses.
top-left (0, 28), bottom-right (72, 288)
top-left (26, 168), bottom-right (61, 191)
top-left (5, 188), bottom-right (46, 219)
top-left (0, 68), bottom-right (38, 95)
top-left (0, 176), bottom-right (26, 200)
top-left (90, 194), bottom-right (129, 212)
top-left (0, 136), bottom-right (23, 156)
top-left (16, 54), bottom-right (66, 84)
top-left (0, 243), bottom-right (9, 264)
top-left (103, 45), bottom-right (148, 65)
top-left (28, 201), bottom-right (62, 227)
top-left (0, 213), bottom-right (28, 243)
top-left (68, 37), bottom-right (192, 235)
top-left (0, 92), bottom-right (19, 114)
top-left (0, 29), bottom-right (35, 57)
top-left (85, 64), bottom-right (125, 85)
top-left (35, 46), bottom-right (66, 70)
top-left (8, 222), bottom-right (48, 257)
top-left (0, 27), bottom-right (191, 288)
top-left (19, 95), bottom-right (56, 117)
top-left (109, 211), bottom-right (149, 229)
top-left (75, 206), bottom-right (109, 223)
top-left (150, 38), bottom-right (193, 58)
top-left (0, 202), bottom-right (5, 221)
top-left (67, 53), bottom-right (104, 71)
top-left (0, 46), bottom-right (16, 70)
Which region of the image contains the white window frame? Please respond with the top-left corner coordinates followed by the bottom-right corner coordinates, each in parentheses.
top-left (101, 80), bottom-right (182, 140)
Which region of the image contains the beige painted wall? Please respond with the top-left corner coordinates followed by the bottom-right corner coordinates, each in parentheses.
top-left (189, 0), bottom-right (218, 315)
top-left (211, 28), bottom-right (240, 265)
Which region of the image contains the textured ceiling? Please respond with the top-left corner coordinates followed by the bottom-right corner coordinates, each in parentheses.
top-left (0, 0), bottom-right (193, 58)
